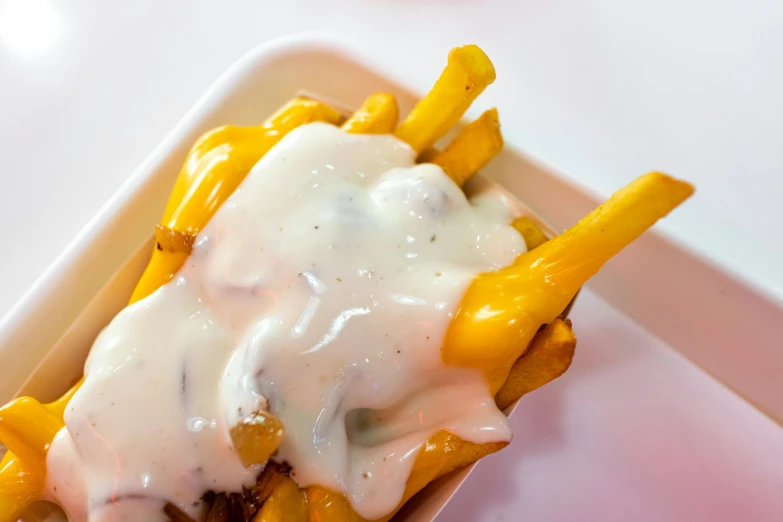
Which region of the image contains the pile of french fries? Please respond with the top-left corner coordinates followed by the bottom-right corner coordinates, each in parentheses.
top-left (0, 45), bottom-right (693, 522)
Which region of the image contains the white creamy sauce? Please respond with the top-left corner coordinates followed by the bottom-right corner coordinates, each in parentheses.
top-left (46, 123), bottom-right (525, 521)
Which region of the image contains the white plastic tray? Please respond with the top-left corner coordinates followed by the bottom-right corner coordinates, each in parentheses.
top-left (1, 36), bottom-right (782, 521)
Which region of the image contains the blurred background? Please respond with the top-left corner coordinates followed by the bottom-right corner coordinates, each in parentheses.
top-left (1, 0), bottom-right (782, 318)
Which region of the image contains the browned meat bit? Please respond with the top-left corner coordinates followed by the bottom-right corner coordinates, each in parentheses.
top-left (243, 461), bottom-right (292, 515)
top-left (165, 461), bottom-right (293, 522)
top-left (206, 494), bottom-right (231, 522)
top-left (163, 502), bottom-right (197, 522)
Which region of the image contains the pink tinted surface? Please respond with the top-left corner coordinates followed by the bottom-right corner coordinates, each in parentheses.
top-left (438, 290), bottom-right (783, 522)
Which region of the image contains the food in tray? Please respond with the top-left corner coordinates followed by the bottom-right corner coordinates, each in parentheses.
top-left (0, 45), bottom-right (693, 522)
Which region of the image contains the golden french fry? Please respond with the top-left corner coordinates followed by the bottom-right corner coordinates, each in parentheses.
top-left (163, 98), bottom-right (343, 234)
top-left (495, 319), bottom-right (576, 410)
top-left (341, 93), bottom-right (399, 134)
top-left (444, 172), bottom-right (694, 391)
top-left (416, 148), bottom-right (439, 163)
top-left (375, 430), bottom-right (506, 522)
top-left (395, 45), bottom-right (496, 153)
top-left (0, 398), bottom-right (60, 472)
top-left (302, 429), bottom-right (506, 522)
top-left (154, 224), bottom-right (195, 254)
top-left (430, 108), bottom-right (503, 187)
top-left (131, 98), bottom-right (342, 303)
top-left (0, 460), bottom-right (39, 522)
top-left (511, 216), bottom-right (549, 252)
top-left (306, 487), bottom-right (365, 522)
top-left (230, 411), bottom-right (285, 468)
top-left (248, 461), bottom-right (293, 510)
top-left (0, 380), bottom-right (80, 522)
top-left (254, 476), bottom-right (308, 522)
top-left (514, 172), bottom-right (695, 314)
top-left (0, 398), bottom-right (60, 522)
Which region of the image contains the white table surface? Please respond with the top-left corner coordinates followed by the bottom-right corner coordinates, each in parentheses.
top-left (439, 289), bottom-right (783, 522)
top-left (2, 1), bottom-right (783, 521)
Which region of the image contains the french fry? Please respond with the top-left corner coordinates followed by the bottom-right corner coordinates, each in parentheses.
top-left (0, 459), bottom-right (38, 522)
top-left (163, 98), bottom-right (342, 233)
top-left (416, 148), bottom-right (439, 163)
top-left (444, 172), bottom-right (694, 391)
top-left (517, 172), bottom-right (694, 309)
top-left (430, 108), bottom-right (503, 187)
top-left (301, 430), bottom-right (507, 522)
top-left (0, 381), bottom-right (79, 522)
top-left (249, 462), bottom-right (292, 510)
top-left (395, 45), bottom-right (496, 153)
top-left (230, 411), bottom-right (284, 468)
top-left (0, 399), bottom-right (60, 522)
top-left (495, 319), bottom-right (576, 410)
top-left (131, 98), bottom-right (342, 303)
top-left (256, 476), bottom-right (309, 522)
top-left (376, 430), bottom-right (507, 522)
top-left (511, 216), bottom-right (549, 252)
top-left (129, 250), bottom-right (190, 306)
top-left (155, 224), bottom-right (195, 254)
top-left (0, 398), bottom-right (60, 471)
top-left (306, 487), bottom-right (365, 522)
top-left (341, 93), bottom-right (399, 134)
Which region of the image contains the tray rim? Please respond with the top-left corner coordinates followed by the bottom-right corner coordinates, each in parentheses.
top-left (2, 32), bottom-right (783, 521)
